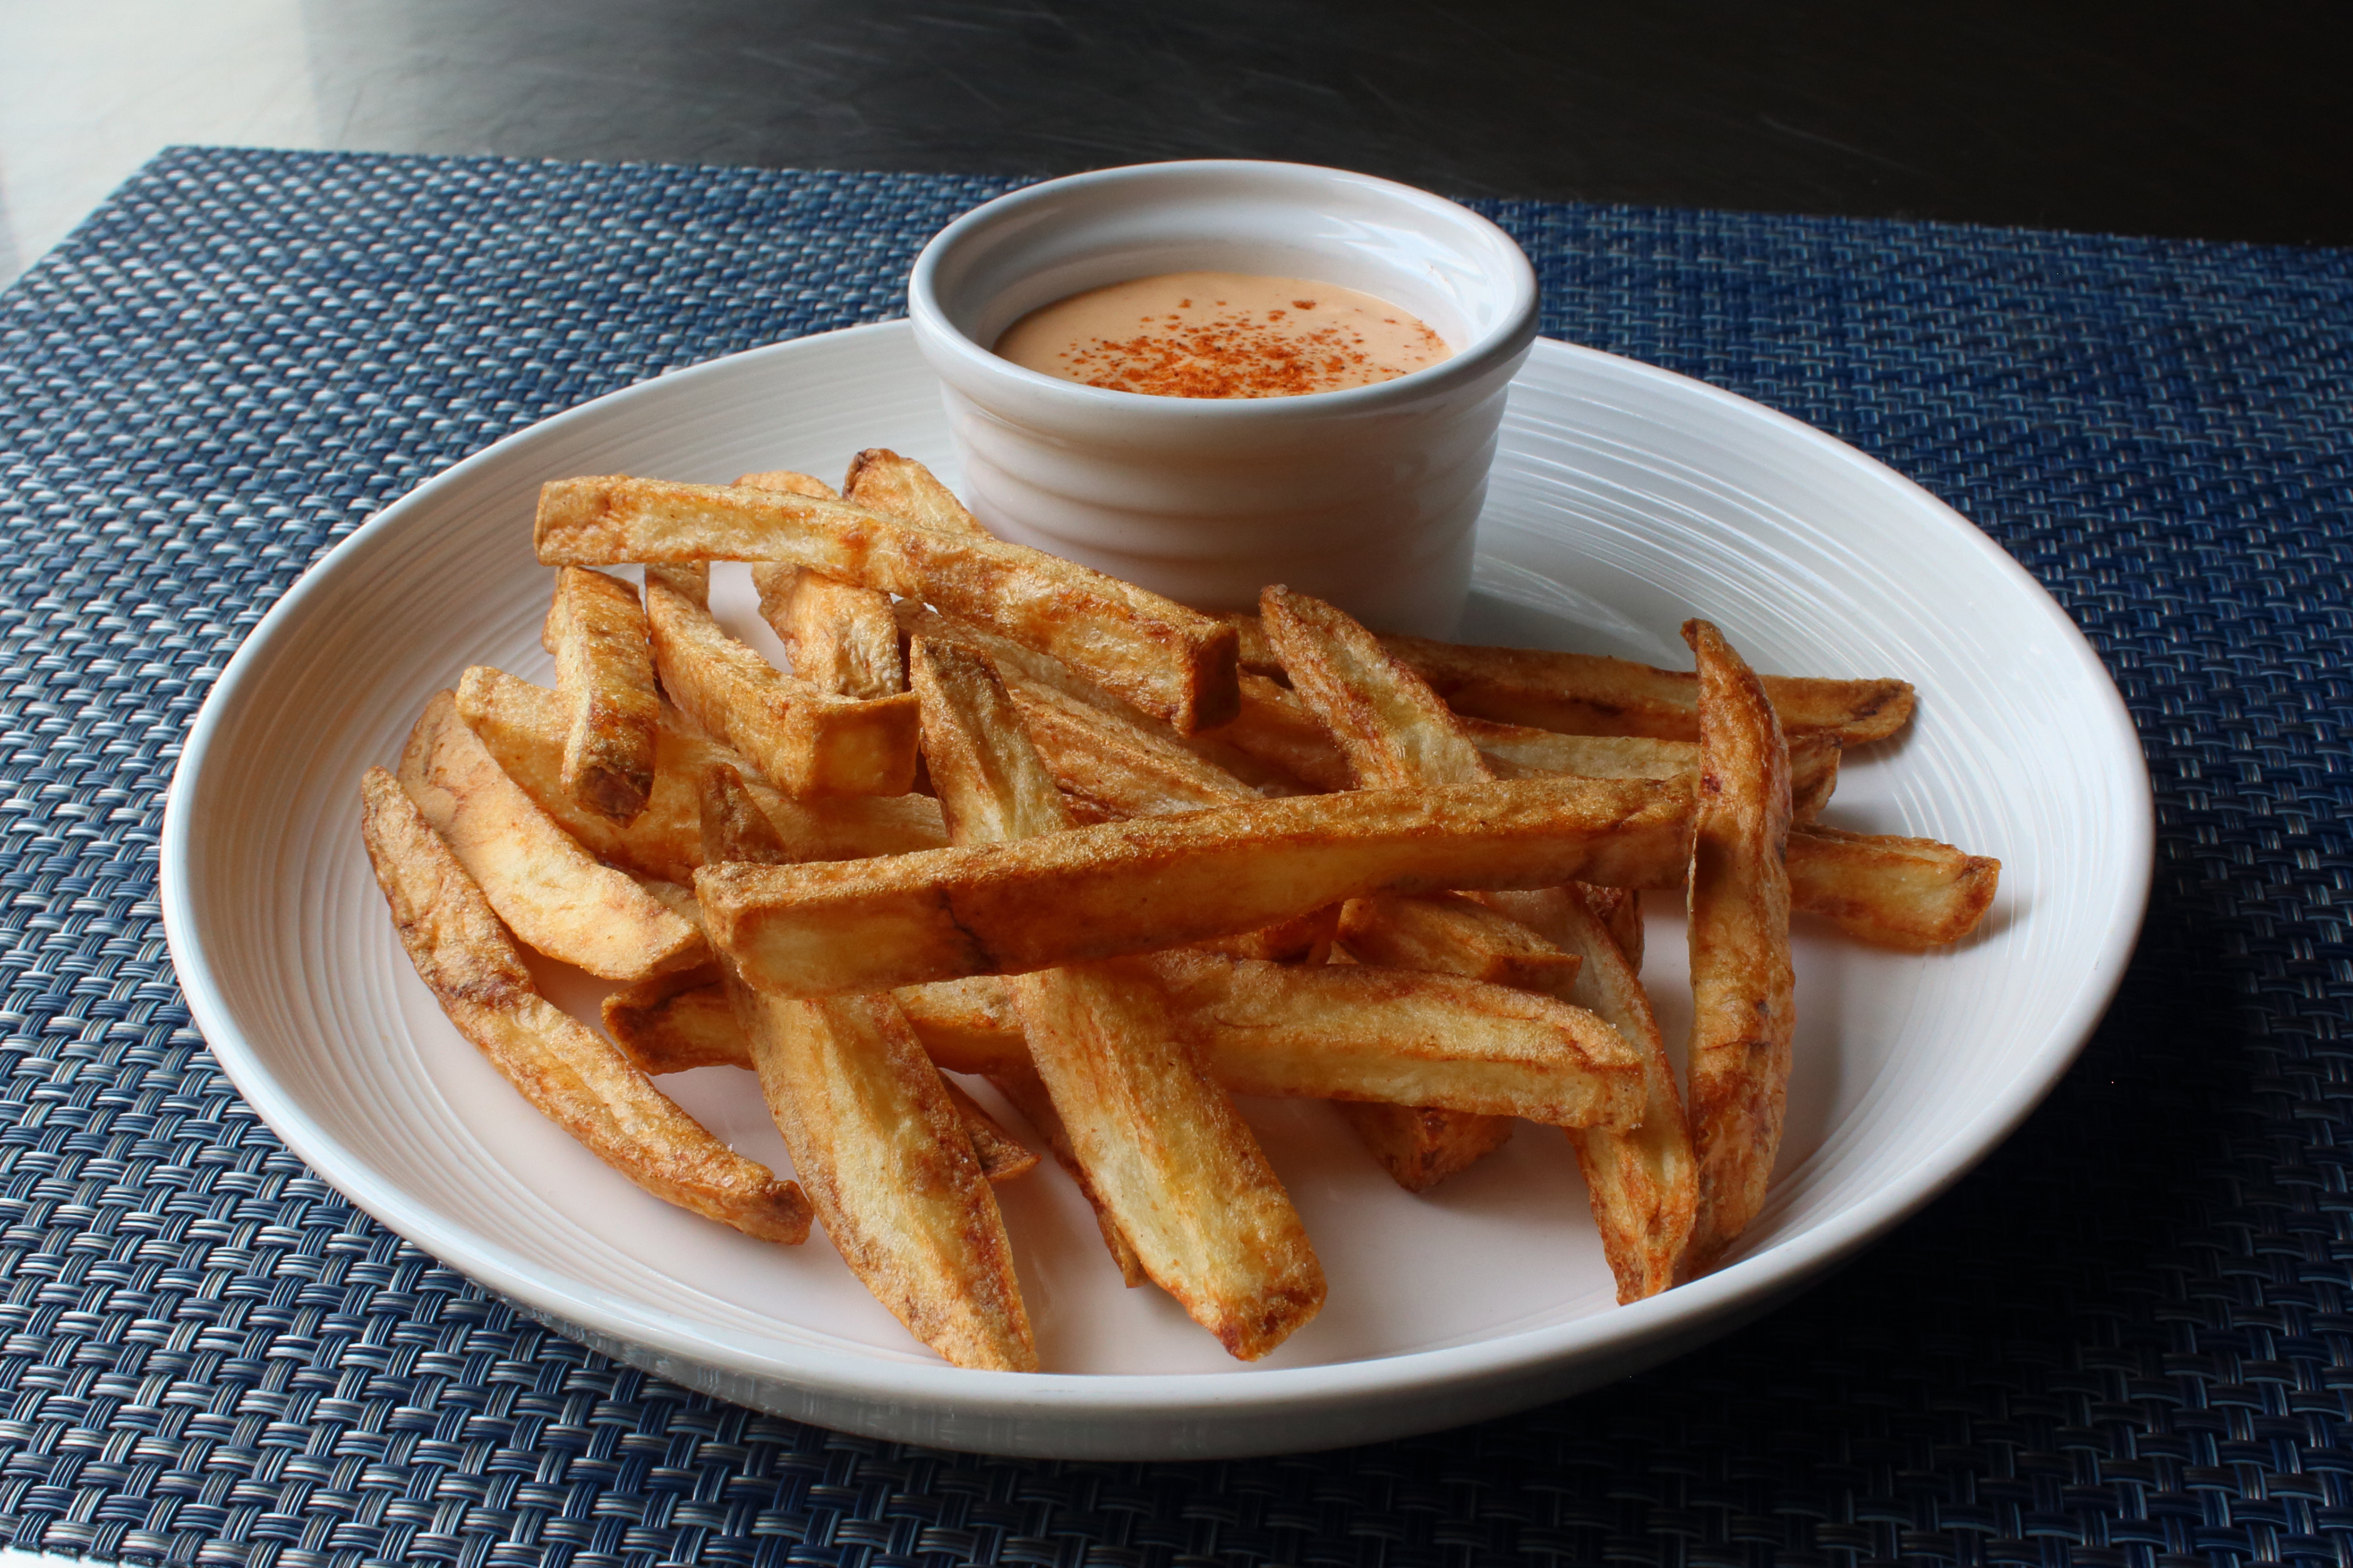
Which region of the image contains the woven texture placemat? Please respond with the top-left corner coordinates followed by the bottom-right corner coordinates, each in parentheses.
top-left (3, 148), bottom-right (2351, 1568)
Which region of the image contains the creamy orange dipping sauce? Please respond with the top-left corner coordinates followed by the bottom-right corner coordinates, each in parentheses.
top-left (994, 270), bottom-right (1452, 398)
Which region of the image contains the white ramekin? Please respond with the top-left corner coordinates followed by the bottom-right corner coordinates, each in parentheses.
top-left (907, 160), bottom-right (1540, 635)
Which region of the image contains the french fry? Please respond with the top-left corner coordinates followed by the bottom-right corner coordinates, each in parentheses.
top-left (736, 467), bottom-right (909, 702)
top-left (1383, 633), bottom-right (1913, 744)
top-left (1787, 824), bottom-right (2000, 947)
top-left (543, 567), bottom-right (660, 823)
top-left (732, 470), bottom-right (839, 498)
top-left (645, 576), bottom-right (920, 796)
top-left (702, 763), bottom-right (1036, 1370)
top-left (696, 774), bottom-right (1693, 998)
top-left (844, 448), bottom-right (992, 537)
top-left (397, 691), bottom-right (706, 981)
top-left (1207, 674), bottom-right (1360, 791)
top-left (1261, 586), bottom-right (1558, 1191)
top-left (753, 566), bottom-right (907, 700)
top-left (901, 604), bottom-right (1276, 815)
top-left (1481, 885), bottom-right (1690, 1301)
top-left (535, 475), bottom-right (1241, 732)
top-left (600, 967), bottom-right (1036, 1182)
top-left (910, 636), bottom-right (1325, 1359)
top-left (1470, 721), bottom-right (1844, 823)
top-left (1678, 620), bottom-right (1797, 1275)
top-left (1262, 584), bottom-right (1697, 1294)
top-left (456, 666), bottom-right (948, 884)
top-left (985, 1060), bottom-right (1150, 1287)
top-left (1224, 611), bottom-right (1913, 745)
top-left (360, 767), bottom-right (809, 1243)
top-left (1338, 892), bottom-right (1581, 998)
top-left (939, 1078), bottom-right (1041, 1182)
top-left (611, 952), bottom-right (1647, 1127)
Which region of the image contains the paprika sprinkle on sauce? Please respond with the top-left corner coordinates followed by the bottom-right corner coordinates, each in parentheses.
top-left (994, 270), bottom-right (1452, 398)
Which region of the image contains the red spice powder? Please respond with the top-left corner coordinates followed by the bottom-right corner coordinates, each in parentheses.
top-left (1058, 303), bottom-right (1443, 398)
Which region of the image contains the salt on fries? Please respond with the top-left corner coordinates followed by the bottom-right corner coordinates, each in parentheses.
top-left (363, 448), bottom-right (2002, 1369)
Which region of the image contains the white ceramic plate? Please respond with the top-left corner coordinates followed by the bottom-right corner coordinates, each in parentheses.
top-left (161, 322), bottom-right (2150, 1459)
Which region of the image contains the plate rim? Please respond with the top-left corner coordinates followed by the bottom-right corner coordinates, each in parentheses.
top-left (159, 318), bottom-right (2154, 1439)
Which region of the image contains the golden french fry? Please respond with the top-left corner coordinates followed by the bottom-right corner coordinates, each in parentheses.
top-left (736, 984), bottom-right (1038, 1368)
top-left (1227, 607), bottom-right (1911, 745)
top-left (535, 475), bottom-right (1240, 732)
top-left (1331, 1102), bottom-right (1515, 1194)
top-left (909, 636), bottom-right (1325, 1360)
top-left (397, 691), bottom-right (706, 981)
top-left (733, 470), bottom-right (908, 703)
top-left (543, 567), bottom-right (659, 823)
top-left (701, 762), bottom-right (1035, 1371)
top-left (1193, 902), bottom-right (1340, 965)
top-left (1481, 885), bottom-right (1691, 1302)
top-left (844, 448), bottom-right (992, 537)
top-left (360, 767), bottom-right (808, 1242)
top-left (752, 565), bottom-right (907, 699)
top-left (614, 952), bottom-right (1646, 1126)
top-left (939, 1078), bottom-right (1041, 1182)
top-left (645, 562), bottom-right (709, 608)
top-left (1678, 620), bottom-right (1797, 1275)
top-left (697, 774), bottom-right (1691, 997)
top-left (601, 967), bottom-right (745, 1074)
top-left (1339, 892), bottom-right (1581, 997)
top-left (1260, 585), bottom-right (1563, 1191)
top-left (1787, 824), bottom-right (2000, 947)
top-left (456, 666), bottom-right (948, 883)
top-left (1263, 584), bottom-right (1696, 1292)
top-left (732, 469), bottom-right (839, 498)
top-left (1203, 674), bottom-right (1359, 791)
top-left (1469, 721), bottom-right (1843, 823)
top-left (600, 967), bottom-right (1035, 1183)
top-left (902, 604), bottom-right (1274, 815)
top-left (1384, 631), bottom-right (1913, 744)
top-left (985, 1060), bottom-right (1150, 1287)
top-left (1149, 949), bottom-right (1643, 1125)
top-left (646, 578), bottom-right (919, 797)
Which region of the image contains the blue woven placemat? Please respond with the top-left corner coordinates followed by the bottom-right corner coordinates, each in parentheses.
top-left (4, 147), bottom-right (2351, 1568)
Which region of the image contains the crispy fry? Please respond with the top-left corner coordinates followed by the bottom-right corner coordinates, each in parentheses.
top-left (646, 577), bottom-right (920, 797)
top-left (1469, 720), bottom-right (1843, 823)
top-left (1384, 632), bottom-right (1914, 744)
top-left (910, 636), bottom-right (1324, 1358)
top-left (1226, 610), bottom-right (1912, 744)
top-left (753, 565), bottom-right (907, 699)
top-left (986, 1060), bottom-right (1150, 1287)
top-left (732, 469), bottom-right (838, 498)
top-left (600, 967), bottom-right (1036, 1182)
top-left (1261, 586), bottom-right (1552, 1190)
top-left (901, 604), bottom-right (1273, 815)
top-left (1339, 892), bottom-right (1581, 997)
top-left (1205, 674), bottom-right (1359, 791)
top-left (735, 470), bottom-right (907, 702)
top-left (613, 952), bottom-right (1646, 1126)
top-left (1263, 584), bottom-right (1696, 1292)
top-left (1787, 824), bottom-right (2000, 947)
top-left (844, 448), bottom-right (991, 537)
top-left (939, 1078), bottom-right (1041, 1182)
top-left (1678, 620), bottom-right (1797, 1275)
top-left (702, 763), bottom-right (1035, 1370)
top-left (535, 475), bottom-right (1239, 732)
top-left (1481, 885), bottom-right (1691, 1301)
top-left (543, 567), bottom-right (660, 823)
top-left (696, 774), bottom-right (1692, 997)
top-left (360, 767), bottom-right (808, 1242)
top-left (645, 562), bottom-right (709, 608)
top-left (397, 691), bottom-right (706, 981)
top-left (457, 666), bottom-right (947, 883)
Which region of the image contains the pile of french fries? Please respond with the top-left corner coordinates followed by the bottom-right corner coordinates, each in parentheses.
top-left (361, 448), bottom-right (2000, 1373)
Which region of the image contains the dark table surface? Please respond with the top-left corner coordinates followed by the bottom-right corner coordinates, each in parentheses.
top-left (6, 0), bottom-right (2350, 284)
